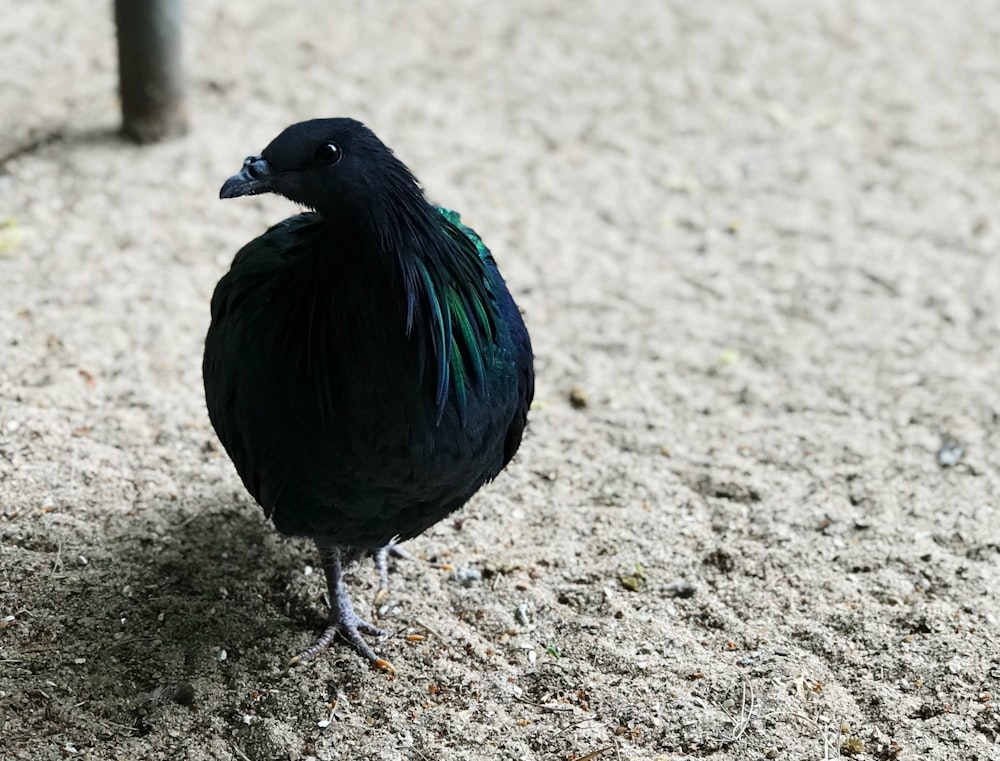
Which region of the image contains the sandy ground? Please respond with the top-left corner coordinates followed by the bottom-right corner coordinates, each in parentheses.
top-left (3, 1), bottom-right (1000, 759)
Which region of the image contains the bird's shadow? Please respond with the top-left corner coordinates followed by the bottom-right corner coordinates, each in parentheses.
top-left (23, 494), bottom-right (333, 727)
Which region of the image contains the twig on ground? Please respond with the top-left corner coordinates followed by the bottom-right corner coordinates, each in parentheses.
top-left (574, 747), bottom-right (613, 761)
top-left (513, 695), bottom-right (574, 713)
top-left (721, 672), bottom-right (756, 744)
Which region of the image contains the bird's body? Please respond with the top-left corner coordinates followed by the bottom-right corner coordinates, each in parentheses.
top-left (203, 119), bottom-right (533, 671)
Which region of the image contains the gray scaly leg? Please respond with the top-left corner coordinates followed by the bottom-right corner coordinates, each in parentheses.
top-left (372, 540), bottom-right (455, 605)
top-left (291, 543), bottom-right (395, 676)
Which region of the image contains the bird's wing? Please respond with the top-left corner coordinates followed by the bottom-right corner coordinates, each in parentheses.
top-left (435, 207), bottom-right (534, 469)
top-left (204, 213), bottom-right (326, 512)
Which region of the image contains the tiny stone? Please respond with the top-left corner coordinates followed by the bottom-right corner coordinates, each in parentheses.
top-left (515, 603), bottom-right (531, 626)
top-left (73, 657), bottom-right (86, 665)
top-left (242, 714), bottom-right (252, 725)
top-left (568, 385), bottom-right (589, 409)
top-left (217, 649), bottom-right (228, 662)
top-left (77, 555), bottom-right (88, 566)
top-left (451, 568), bottom-right (483, 587)
top-left (936, 438), bottom-right (964, 467)
top-left (304, 565), bottom-right (313, 576)
top-left (774, 647), bottom-right (789, 656)
top-left (664, 578), bottom-right (696, 598)
top-left (173, 682), bottom-right (196, 706)
top-left (317, 719), bottom-right (331, 729)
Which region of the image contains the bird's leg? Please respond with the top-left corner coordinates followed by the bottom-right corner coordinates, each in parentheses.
top-left (372, 542), bottom-right (406, 605)
top-left (291, 543), bottom-right (395, 676)
top-left (372, 540), bottom-right (455, 606)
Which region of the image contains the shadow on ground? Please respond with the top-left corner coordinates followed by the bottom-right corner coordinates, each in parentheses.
top-left (4, 492), bottom-right (336, 742)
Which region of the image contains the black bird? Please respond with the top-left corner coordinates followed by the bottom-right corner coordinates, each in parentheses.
top-left (203, 118), bottom-right (533, 673)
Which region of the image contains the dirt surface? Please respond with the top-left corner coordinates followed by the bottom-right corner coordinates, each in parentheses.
top-left (3, 1), bottom-right (1000, 759)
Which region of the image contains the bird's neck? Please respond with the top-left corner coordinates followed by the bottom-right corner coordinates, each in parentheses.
top-left (319, 192), bottom-right (494, 420)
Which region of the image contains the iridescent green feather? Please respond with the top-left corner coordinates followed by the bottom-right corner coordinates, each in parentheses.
top-left (438, 207), bottom-right (489, 258)
top-left (403, 207), bottom-right (495, 420)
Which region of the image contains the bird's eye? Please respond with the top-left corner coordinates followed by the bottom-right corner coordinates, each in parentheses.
top-left (314, 142), bottom-right (342, 165)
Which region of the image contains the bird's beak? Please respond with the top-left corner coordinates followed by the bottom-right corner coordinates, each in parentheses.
top-left (220, 156), bottom-right (273, 199)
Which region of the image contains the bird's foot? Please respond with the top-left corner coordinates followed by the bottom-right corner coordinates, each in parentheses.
top-left (372, 541), bottom-right (455, 606)
top-left (290, 543), bottom-right (396, 676)
top-left (290, 611), bottom-right (395, 677)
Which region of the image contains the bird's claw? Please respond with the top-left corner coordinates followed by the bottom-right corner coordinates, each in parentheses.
top-left (289, 616), bottom-right (392, 676)
top-left (374, 658), bottom-right (397, 677)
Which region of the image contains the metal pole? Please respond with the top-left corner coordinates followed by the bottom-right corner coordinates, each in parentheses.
top-left (114, 0), bottom-right (188, 143)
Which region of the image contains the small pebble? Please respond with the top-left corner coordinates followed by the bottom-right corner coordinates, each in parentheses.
top-left (317, 719), bottom-right (331, 729)
top-left (568, 385), bottom-right (589, 409)
top-left (515, 603), bottom-right (531, 626)
top-left (664, 578), bottom-right (696, 598)
top-left (217, 649), bottom-right (228, 662)
top-left (173, 682), bottom-right (196, 706)
top-left (936, 438), bottom-right (964, 467)
top-left (451, 567), bottom-right (482, 587)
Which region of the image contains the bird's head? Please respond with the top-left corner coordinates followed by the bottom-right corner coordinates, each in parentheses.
top-left (220, 118), bottom-right (417, 216)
